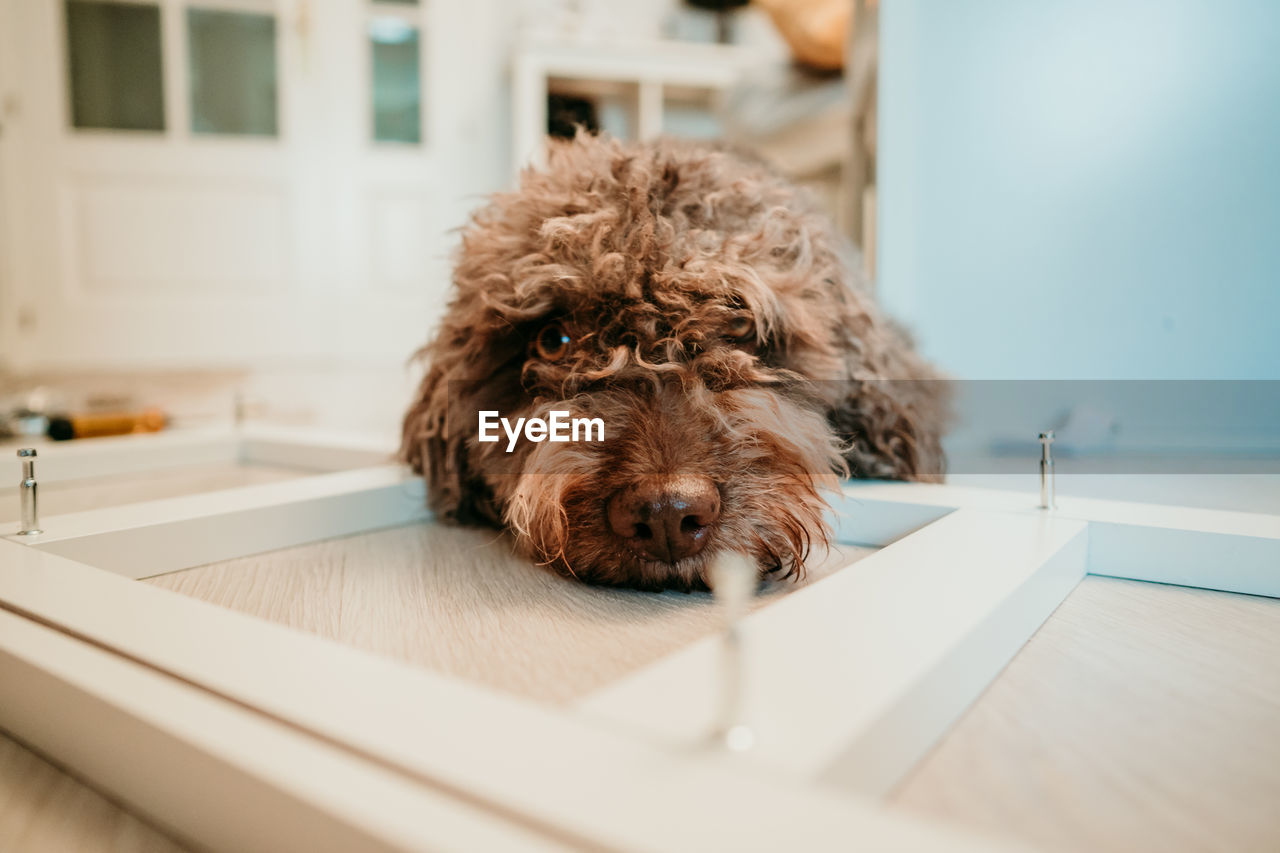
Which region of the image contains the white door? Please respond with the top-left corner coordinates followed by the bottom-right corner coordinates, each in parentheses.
top-left (0, 0), bottom-right (508, 371)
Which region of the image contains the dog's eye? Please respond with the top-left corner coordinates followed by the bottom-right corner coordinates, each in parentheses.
top-left (535, 323), bottom-right (572, 361)
top-left (726, 315), bottom-right (755, 341)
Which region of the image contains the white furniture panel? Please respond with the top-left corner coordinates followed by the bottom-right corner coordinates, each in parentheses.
top-left (1, 428), bottom-right (1276, 851)
top-left (74, 178), bottom-right (289, 292)
top-left (370, 193), bottom-right (434, 289)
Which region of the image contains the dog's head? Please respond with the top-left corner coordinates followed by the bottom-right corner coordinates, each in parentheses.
top-left (402, 135), bottom-right (943, 590)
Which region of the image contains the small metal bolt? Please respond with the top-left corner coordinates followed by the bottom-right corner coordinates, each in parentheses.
top-left (1039, 431), bottom-right (1056, 510)
top-left (17, 448), bottom-right (42, 535)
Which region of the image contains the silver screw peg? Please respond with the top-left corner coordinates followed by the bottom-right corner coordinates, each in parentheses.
top-left (17, 448), bottom-right (42, 535)
top-left (1039, 431), bottom-right (1056, 510)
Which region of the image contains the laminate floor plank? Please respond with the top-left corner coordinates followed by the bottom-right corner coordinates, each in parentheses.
top-left (891, 575), bottom-right (1280, 853)
top-left (0, 733), bottom-right (189, 853)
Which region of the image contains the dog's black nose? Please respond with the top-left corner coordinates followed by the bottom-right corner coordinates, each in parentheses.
top-left (606, 475), bottom-right (721, 563)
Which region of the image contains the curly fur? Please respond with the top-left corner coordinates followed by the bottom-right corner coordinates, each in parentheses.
top-left (401, 134), bottom-right (947, 591)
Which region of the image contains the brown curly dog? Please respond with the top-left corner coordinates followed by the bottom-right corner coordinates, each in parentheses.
top-left (401, 135), bottom-right (946, 591)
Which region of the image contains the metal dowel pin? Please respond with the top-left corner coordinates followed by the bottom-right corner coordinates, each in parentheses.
top-left (1039, 431), bottom-right (1056, 510)
top-left (710, 551), bottom-right (756, 752)
top-left (17, 448), bottom-right (42, 536)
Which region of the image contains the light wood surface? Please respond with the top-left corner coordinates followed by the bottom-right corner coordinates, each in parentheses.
top-left (0, 461), bottom-right (303, 525)
top-left (145, 523), bottom-right (871, 705)
top-left (892, 575), bottom-right (1280, 853)
top-left (0, 734), bottom-right (186, 853)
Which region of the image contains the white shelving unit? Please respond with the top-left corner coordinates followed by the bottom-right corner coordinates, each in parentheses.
top-left (511, 37), bottom-right (754, 174)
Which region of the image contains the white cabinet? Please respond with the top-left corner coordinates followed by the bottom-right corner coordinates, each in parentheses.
top-left (0, 0), bottom-right (509, 371)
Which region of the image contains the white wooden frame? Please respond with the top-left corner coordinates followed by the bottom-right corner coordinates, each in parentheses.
top-left (1, 427), bottom-right (1277, 851)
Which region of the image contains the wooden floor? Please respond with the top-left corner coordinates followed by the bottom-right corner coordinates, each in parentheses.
top-left (892, 575), bottom-right (1280, 853)
top-left (0, 735), bottom-right (186, 853)
top-left (2, 494), bottom-right (1279, 850)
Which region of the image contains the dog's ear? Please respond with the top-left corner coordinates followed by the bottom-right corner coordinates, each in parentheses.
top-left (826, 375), bottom-right (947, 482)
top-left (821, 283), bottom-right (950, 482)
top-left (399, 359), bottom-right (500, 525)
